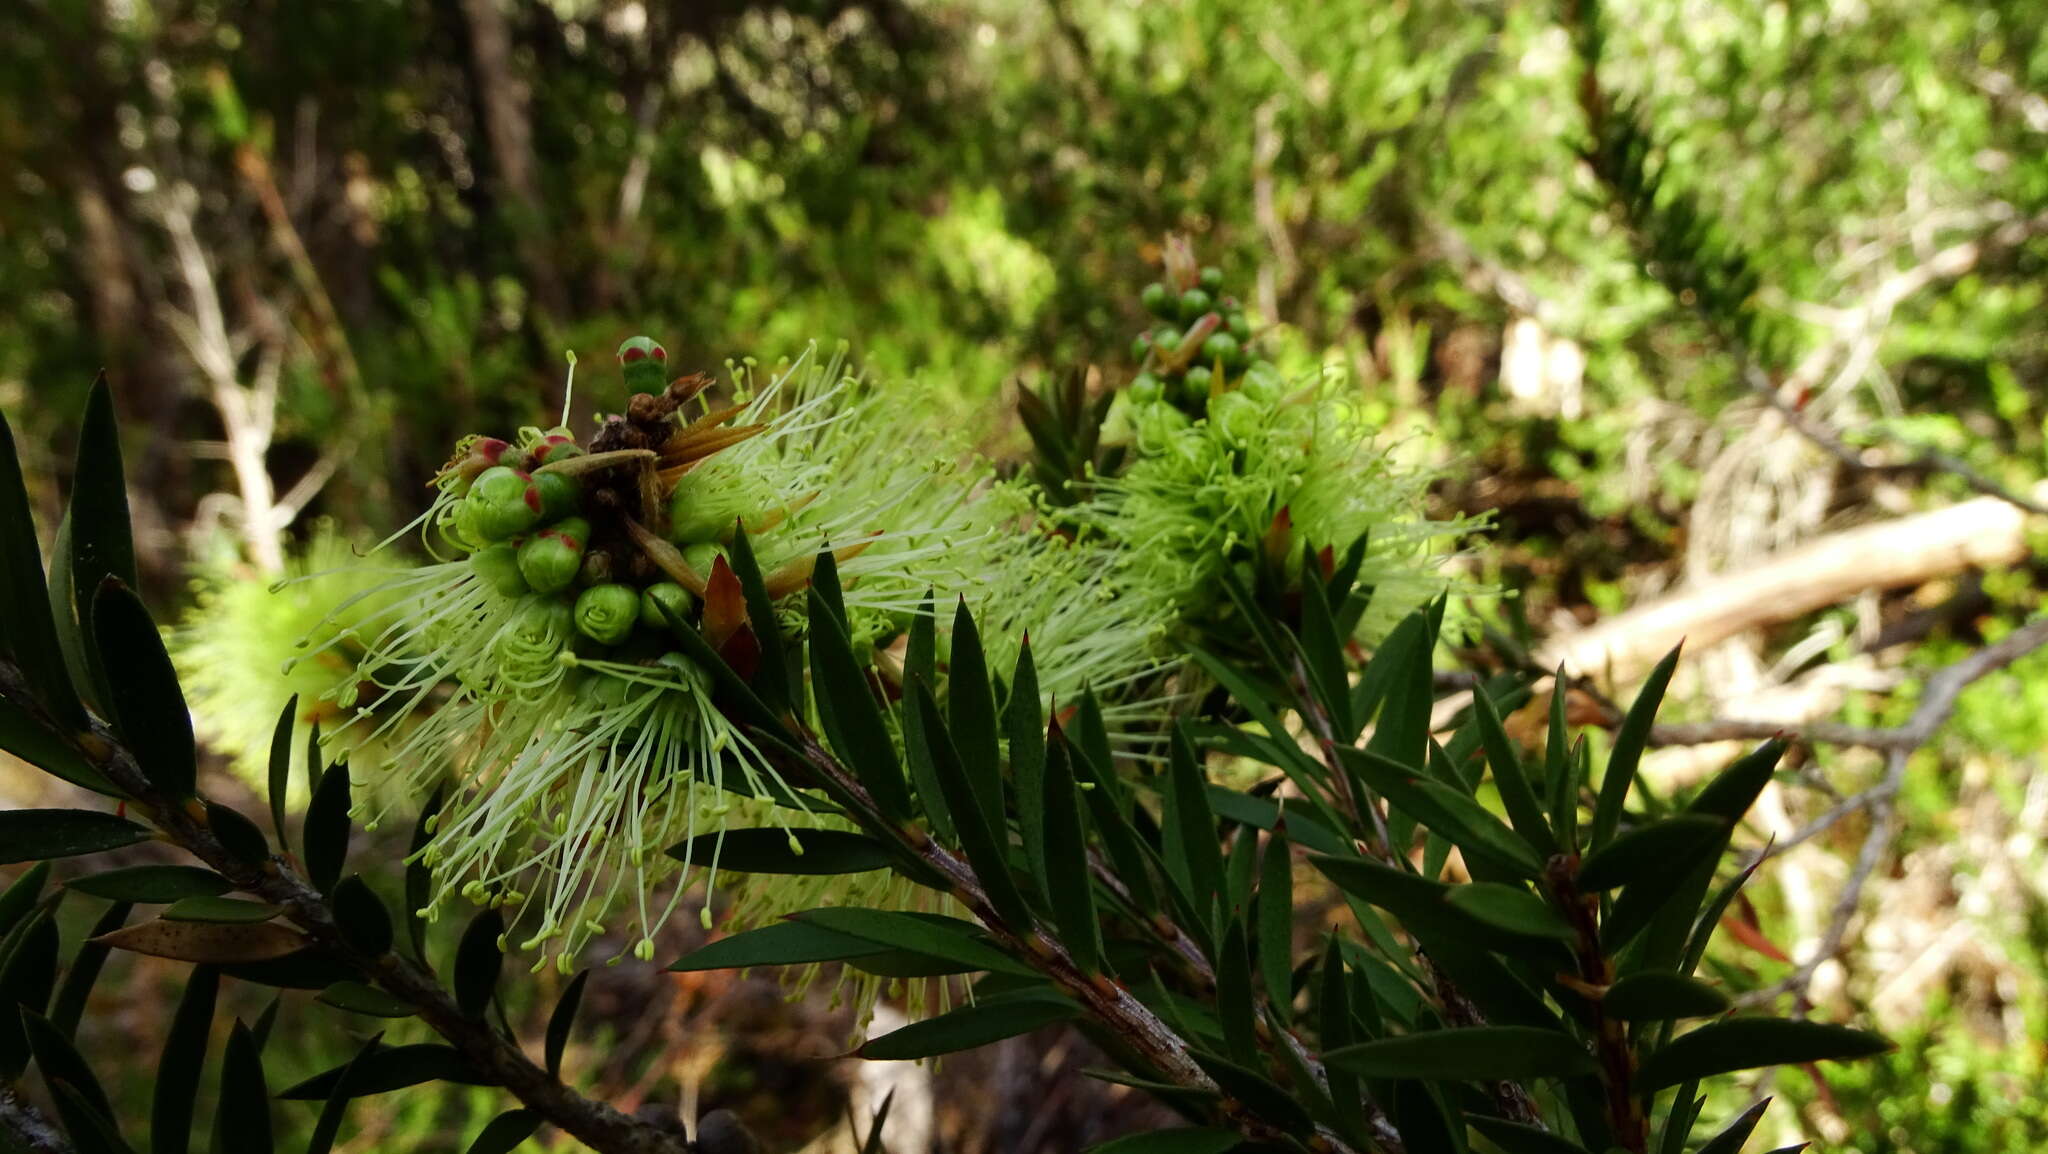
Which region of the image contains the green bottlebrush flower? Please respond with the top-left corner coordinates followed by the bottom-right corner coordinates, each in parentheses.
top-left (470, 542), bottom-right (529, 596)
top-left (517, 517), bottom-right (588, 594)
top-left (573, 584), bottom-right (640, 645)
top-left (465, 466), bottom-right (544, 541)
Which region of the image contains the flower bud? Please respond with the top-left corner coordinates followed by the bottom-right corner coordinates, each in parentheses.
top-left (465, 466), bottom-right (544, 540)
top-left (529, 430), bottom-right (583, 466)
top-left (1178, 288), bottom-right (1214, 324)
top-left (681, 541), bottom-right (726, 577)
top-left (1128, 373), bottom-right (1165, 405)
top-left (438, 436), bottom-right (521, 492)
top-left (1181, 365), bottom-right (1214, 406)
top-left (617, 335), bottom-right (668, 394)
top-left (1227, 310), bottom-right (1252, 344)
top-left (1151, 326), bottom-right (1183, 354)
top-left (1198, 265), bottom-right (1224, 293)
top-left (1140, 282), bottom-right (1174, 318)
top-left (533, 470), bottom-right (580, 521)
top-left (574, 583), bottom-right (641, 645)
top-left (640, 582), bottom-right (697, 630)
top-left (471, 542), bottom-right (529, 596)
top-left (517, 516), bottom-right (589, 594)
top-left (1130, 333), bottom-right (1153, 363)
top-left (1200, 332), bottom-right (1243, 371)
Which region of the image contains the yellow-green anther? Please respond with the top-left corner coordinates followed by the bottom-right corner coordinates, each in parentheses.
top-left (517, 516), bottom-right (589, 594)
top-left (574, 583), bottom-right (640, 645)
top-left (639, 582), bottom-right (696, 631)
top-left (471, 542), bottom-right (529, 596)
top-left (465, 465), bottom-right (544, 540)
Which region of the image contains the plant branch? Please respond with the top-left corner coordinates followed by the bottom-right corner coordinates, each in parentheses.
top-left (0, 1087), bottom-right (73, 1154)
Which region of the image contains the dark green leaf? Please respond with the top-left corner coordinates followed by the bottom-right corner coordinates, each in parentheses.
top-left (1443, 883), bottom-right (1575, 940)
top-left (1215, 919), bottom-right (1258, 1063)
top-left (1186, 644), bottom-right (1327, 789)
top-left (806, 588), bottom-right (913, 820)
top-left (216, 949), bottom-right (354, 990)
top-left (669, 827), bottom-right (893, 875)
top-left (791, 908), bottom-right (1035, 976)
top-left (66, 378), bottom-right (137, 689)
top-left (1256, 825), bottom-right (1294, 1023)
top-left (0, 861), bottom-right (50, 938)
top-left (0, 405), bottom-right (82, 722)
top-left (0, 910), bottom-right (60, 1079)
top-left (304, 1033), bottom-right (382, 1154)
top-left (0, 695), bottom-right (113, 794)
top-left (1318, 939), bottom-right (1365, 1133)
top-left (1164, 725), bottom-right (1227, 918)
top-left (1625, 740), bottom-right (1787, 968)
top-left (316, 981), bottom-right (415, 1018)
top-left (49, 1077), bottom-right (136, 1154)
top-left (1040, 728), bottom-right (1101, 972)
top-left (909, 679), bottom-right (1032, 929)
top-left (858, 992), bottom-right (1076, 1059)
top-left (278, 1043), bottom-right (495, 1099)
top-left (454, 908), bottom-right (503, 1018)
top-left (1465, 1115), bottom-right (1594, 1154)
top-left (405, 787), bottom-right (443, 962)
top-left (1083, 1128), bottom-right (1241, 1154)
top-left (25, 1007), bottom-right (113, 1118)
top-left (1007, 639), bottom-right (1047, 890)
top-left (50, 900), bottom-right (130, 1038)
top-left (860, 1089), bottom-right (895, 1154)
top-left (1576, 815), bottom-right (1726, 892)
top-left (1601, 972), bottom-right (1731, 1021)
top-left (656, 597), bottom-right (790, 739)
top-left (1066, 721), bottom-right (1158, 910)
top-left (303, 760), bottom-right (353, 892)
top-left (1362, 607), bottom-right (1437, 771)
top-left (331, 875), bottom-right (393, 956)
top-left (545, 970), bottom-right (589, 1078)
top-left (1191, 1051), bottom-right (1314, 1136)
top-left (1592, 646), bottom-right (1680, 849)
top-left (1472, 685), bottom-right (1557, 856)
top-left (1336, 748), bottom-right (1546, 878)
top-left (466, 1110), bottom-right (541, 1154)
top-left (728, 527), bottom-right (793, 713)
top-left (1326, 1026), bottom-right (1597, 1080)
top-left (68, 866), bottom-right (230, 904)
top-left (1296, 558), bottom-right (1356, 739)
top-left (152, 966), bottom-right (217, 1154)
top-left (947, 599), bottom-right (1006, 838)
top-left (161, 898), bottom-right (283, 924)
top-left (1683, 853), bottom-right (1765, 977)
top-left (0, 808), bottom-right (148, 863)
top-left (212, 1021), bottom-right (272, 1154)
top-left (668, 920), bottom-right (892, 972)
top-left (91, 581), bottom-right (196, 799)
top-left (1637, 1019), bottom-right (1891, 1090)
top-left (264, 697), bottom-right (295, 844)
top-left (205, 802), bottom-right (270, 866)
top-left (1694, 1096), bottom-right (1771, 1154)
top-left (900, 592), bottom-right (953, 840)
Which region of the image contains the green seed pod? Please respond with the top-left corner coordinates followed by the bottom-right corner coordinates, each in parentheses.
top-left (517, 516), bottom-right (589, 594)
top-left (640, 582), bottom-right (697, 631)
top-left (574, 584), bottom-right (641, 645)
top-left (471, 542), bottom-right (529, 597)
top-left (1210, 390), bottom-right (1262, 445)
top-left (1152, 326), bottom-right (1183, 354)
top-left (1199, 266), bottom-right (1224, 293)
top-left (533, 471), bottom-right (580, 521)
top-left (1182, 365), bottom-right (1215, 405)
top-left (617, 336), bottom-right (669, 394)
top-left (1178, 288), bottom-right (1214, 324)
top-left (465, 466), bottom-right (543, 541)
top-left (1128, 373), bottom-right (1165, 405)
top-left (1200, 332), bottom-right (1242, 371)
top-left (1140, 282), bottom-right (1174, 318)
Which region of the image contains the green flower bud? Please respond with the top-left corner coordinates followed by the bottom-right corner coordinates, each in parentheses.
top-left (1130, 333), bottom-right (1153, 363)
top-left (574, 583), bottom-right (641, 645)
top-left (1182, 365), bottom-right (1215, 405)
top-left (1200, 332), bottom-right (1243, 371)
top-left (1128, 373), bottom-right (1165, 405)
top-left (617, 336), bottom-right (669, 394)
top-left (465, 466), bottom-right (543, 541)
top-left (1199, 266), bottom-right (1224, 293)
top-left (471, 542), bottom-right (529, 596)
top-left (640, 582), bottom-right (697, 631)
top-left (1227, 311), bottom-right (1252, 343)
top-left (681, 541), bottom-right (726, 577)
top-left (533, 471), bottom-right (580, 521)
top-left (438, 436), bottom-right (521, 493)
top-left (530, 431), bottom-right (583, 466)
top-left (586, 669), bottom-right (635, 708)
top-left (1178, 288), bottom-right (1214, 324)
top-left (1210, 390), bottom-right (1262, 445)
top-left (1140, 282), bottom-right (1174, 318)
top-left (517, 516), bottom-right (589, 594)
top-left (1152, 326), bottom-right (1183, 354)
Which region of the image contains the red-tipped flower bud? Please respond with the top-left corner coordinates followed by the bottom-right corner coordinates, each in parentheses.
top-left (517, 516), bottom-right (589, 594)
top-left (464, 466), bottom-right (544, 541)
top-left (617, 335), bottom-right (668, 395)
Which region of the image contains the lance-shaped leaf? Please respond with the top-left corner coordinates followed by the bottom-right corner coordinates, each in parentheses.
top-left (279, 1043), bottom-right (495, 1099)
top-left (161, 898), bottom-right (281, 924)
top-left (212, 1020), bottom-right (273, 1154)
top-left (1257, 825), bottom-right (1295, 1022)
top-left (304, 1033), bottom-right (382, 1154)
top-left (466, 1111), bottom-right (542, 1154)
top-left (671, 827), bottom-right (895, 875)
top-left (1214, 919), bottom-right (1258, 1063)
top-left (1466, 1115), bottom-right (1596, 1154)
top-left (1163, 725), bottom-right (1227, 921)
top-left (0, 911), bottom-right (60, 1079)
top-left (0, 406), bottom-right (82, 722)
top-left (454, 908), bottom-right (503, 1018)
top-left (1362, 605), bottom-right (1439, 771)
top-left (89, 581), bottom-right (196, 799)
top-left (0, 808), bottom-right (149, 863)
top-left (1186, 644), bottom-right (1328, 789)
top-left (728, 527), bottom-right (794, 712)
top-left (51, 901), bottom-right (130, 1038)
top-left (0, 695), bottom-right (112, 794)
top-left (331, 875), bottom-right (394, 957)
top-left (899, 593), bottom-right (953, 839)
top-left (264, 697), bottom-right (295, 843)
top-left (858, 991), bottom-right (1077, 1060)
top-left (1591, 645), bottom-right (1681, 849)
top-left (1190, 1051), bottom-right (1314, 1136)
top-left (545, 970), bottom-right (590, 1078)
top-left (1695, 1097), bottom-right (1773, 1154)
top-left (153, 966), bottom-right (217, 1154)
top-left (1444, 883), bottom-right (1575, 941)
top-left (97, 918), bottom-right (307, 964)
top-left (1577, 814), bottom-right (1727, 892)
top-left (1039, 726), bottom-right (1101, 972)
top-left (1007, 639), bottom-right (1047, 889)
top-left (1083, 1129), bottom-right (1241, 1154)
top-left (806, 587), bottom-right (913, 819)
top-left (909, 679), bottom-right (1032, 929)
top-left (791, 908), bottom-right (1036, 977)
top-left (64, 378), bottom-right (137, 708)
top-left (1066, 724), bottom-right (1159, 911)
top-left (1295, 556), bottom-right (1357, 739)
top-left (1336, 747), bottom-right (1546, 878)
top-left (68, 866), bottom-right (230, 904)
top-left (0, 862), bottom-right (50, 937)
top-left (668, 921), bottom-right (894, 972)
top-left (204, 802), bottom-right (269, 866)
top-left (947, 599), bottom-right (1006, 837)
top-left (25, 1008), bottom-right (118, 1123)
top-left (1626, 739), bottom-right (1787, 969)
top-left (1472, 684), bottom-right (1557, 856)
top-left (1599, 972), bottom-right (1731, 1020)
top-left (1327, 1026), bottom-right (1598, 1080)
top-left (316, 982), bottom-right (414, 1018)
top-left (1637, 1019), bottom-right (1891, 1090)
top-left (303, 760), bottom-right (353, 893)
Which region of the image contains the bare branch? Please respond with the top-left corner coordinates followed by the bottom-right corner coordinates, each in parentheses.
top-left (0, 1088), bottom-right (72, 1154)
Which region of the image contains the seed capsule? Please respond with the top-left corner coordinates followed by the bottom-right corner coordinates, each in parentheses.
top-left (640, 582), bottom-right (697, 631)
top-left (617, 335), bottom-right (668, 394)
top-left (471, 542), bottom-right (529, 596)
top-left (465, 465), bottom-right (543, 541)
top-left (533, 471), bottom-right (580, 521)
top-left (574, 583), bottom-right (641, 645)
top-left (517, 516), bottom-right (590, 594)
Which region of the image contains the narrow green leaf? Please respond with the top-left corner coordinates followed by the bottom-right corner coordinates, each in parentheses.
top-left (899, 592), bottom-right (953, 840)
top-left (947, 599), bottom-right (1006, 838)
top-left (49, 1078), bottom-right (137, 1154)
top-left (406, 787), bottom-right (444, 962)
top-left (0, 695), bottom-right (113, 794)
top-left (1190, 1051), bottom-right (1314, 1136)
top-left (0, 809), bottom-right (149, 863)
top-left (0, 405), bottom-right (82, 722)
top-left (152, 966), bottom-right (217, 1154)
top-left (1362, 607), bottom-right (1437, 770)
top-left (1627, 740), bottom-right (1787, 969)
top-left (1683, 853), bottom-right (1765, 977)
top-left (1067, 726), bottom-right (1159, 911)
top-left (68, 866), bottom-right (230, 904)
top-left (728, 527), bottom-right (793, 712)
top-left (858, 992), bottom-right (1076, 1059)
top-left (656, 598), bottom-right (789, 739)
top-left (805, 592), bottom-right (913, 819)
top-left (212, 1020), bottom-right (273, 1154)
top-left (51, 901), bottom-right (130, 1037)
top-left (1165, 725), bottom-right (1227, 919)
top-left (304, 1033), bottom-right (382, 1154)
top-left (454, 909), bottom-right (503, 1018)
top-left (1257, 826), bottom-right (1294, 1023)
top-left (0, 861), bottom-right (51, 937)
top-left (1187, 644), bottom-right (1328, 788)
top-left (264, 697), bottom-right (295, 844)
top-left (1444, 883), bottom-right (1575, 940)
top-left (1693, 1098), bottom-right (1772, 1154)
top-left (303, 762), bottom-right (353, 893)
top-left (67, 375), bottom-right (137, 636)
top-left (1592, 646), bottom-right (1680, 849)
top-left (24, 1007), bottom-right (114, 1118)
top-left (331, 875), bottom-right (394, 956)
top-left (1296, 562), bottom-right (1356, 739)
top-left (162, 898), bottom-right (282, 924)
top-left (1040, 728), bottom-right (1101, 972)
top-left (1326, 1026), bottom-right (1597, 1080)
top-left (0, 910), bottom-right (60, 1079)
top-left (1006, 639), bottom-right (1047, 890)
top-left (1576, 815), bottom-right (1727, 891)
top-left (909, 679), bottom-right (1032, 929)
top-left (1637, 1019), bottom-right (1892, 1090)
top-left (204, 802), bottom-right (269, 866)
top-left (1337, 748), bottom-right (1546, 878)
top-left (316, 982), bottom-right (414, 1018)
top-left (669, 827), bottom-right (894, 875)
top-left (791, 908), bottom-right (1035, 977)
top-left (466, 1110), bottom-right (541, 1154)
top-left (278, 1043), bottom-right (494, 1099)
top-left (859, 1089), bottom-right (896, 1154)
top-left (668, 921), bottom-right (893, 972)
top-left (1083, 1128), bottom-right (1241, 1154)
top-left (88, 582), bottom-right (195, 799)
top-left (545, 970), bottom-right (589, 1078)
top-left (1317, 940), bottom-right (1365, 1133)
top-left (1465, 1115), bottom-right (1595, 1154)
top-left (1599, 972), bottom-right (1731, 1021)
top-left (1473, 685), bottom-right (1557, 856)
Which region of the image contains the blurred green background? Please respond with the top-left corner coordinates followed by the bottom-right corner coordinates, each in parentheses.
top-left (4, 0), bottom-right (2048, 1149)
